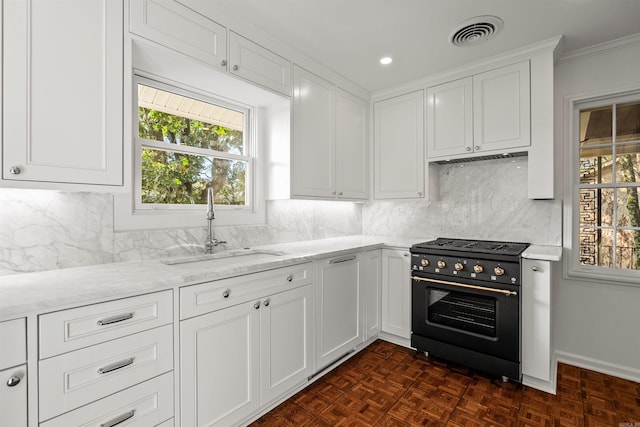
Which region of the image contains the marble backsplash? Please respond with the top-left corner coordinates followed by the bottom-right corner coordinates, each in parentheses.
top-left (0, 156), bottom-right (561, 275)
top-left (363, 156), bottom-right (562, 245)
top-left (0, 192), bottom-right (362, 275)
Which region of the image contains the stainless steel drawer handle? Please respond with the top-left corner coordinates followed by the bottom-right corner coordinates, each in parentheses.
top-left (97, 313), bottom-right (134, 326)
top-left (286, 274), bottom-right (293, 282)
top-left (6, 376), bottom-right (21, 387)
top-left (100, 410), bottom-right (135, 427)
top-left (222, 289), bottom-right (231, 298)
top-left (329, 255), bottom-right (356, 264)
top-left (97, 357), bottom-right (135, 375)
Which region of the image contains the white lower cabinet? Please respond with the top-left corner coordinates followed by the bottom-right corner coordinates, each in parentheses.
top-left (359, 250), bottom-right (382, 341)
top-left (314, 254), bottom-right (361, 369)
top-left (0, 365), bottom-right (27, 427)
top-left (40, 372), bottom-right (173, 427)
top-left (39, 324), bottom-right (174, 421)
top-left (522, 259), bottom-right (552, 383)
top-left (381, 249), bottom-right (411, 339)
top-left (180, 280), bottom-right (313, 426)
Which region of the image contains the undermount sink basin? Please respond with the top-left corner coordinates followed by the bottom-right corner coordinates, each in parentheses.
top-left (164, 249), bottom-right (286, 269)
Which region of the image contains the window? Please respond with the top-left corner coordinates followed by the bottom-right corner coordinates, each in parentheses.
top-left (573, 94), bottom-right (640, 281)
top-left (136, 79), bottom-right (252, 211)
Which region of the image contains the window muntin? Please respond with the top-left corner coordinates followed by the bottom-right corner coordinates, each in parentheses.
top-left (576, 100), bottom-right (640, 272)
top-left (135, 80), bottom-right (252, 211)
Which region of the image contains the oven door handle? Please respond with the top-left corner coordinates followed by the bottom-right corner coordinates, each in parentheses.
top-left (411, 276), bottom-right (518, 296)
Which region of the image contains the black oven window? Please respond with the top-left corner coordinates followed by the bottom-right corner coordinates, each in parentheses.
top-left (427, 289), bottom-right (497, 337)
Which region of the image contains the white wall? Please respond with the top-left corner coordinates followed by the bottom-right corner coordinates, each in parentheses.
top-left (553, 35), bottom-right (640, 380)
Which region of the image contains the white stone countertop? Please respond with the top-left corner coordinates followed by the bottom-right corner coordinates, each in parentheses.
top-left (0, 235), bottom-right (429, 320)
top-left (522, 245), bottom-right (563, 261)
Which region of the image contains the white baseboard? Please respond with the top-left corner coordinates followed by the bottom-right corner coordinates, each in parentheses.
top-left (555, 350), bottom-right (640, 383)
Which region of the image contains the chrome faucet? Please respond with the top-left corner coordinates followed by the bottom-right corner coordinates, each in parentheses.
top-left (205, 187), bottom-right (226, 254)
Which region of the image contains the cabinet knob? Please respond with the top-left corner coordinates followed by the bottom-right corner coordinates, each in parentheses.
top-left (6, 376), bottom-right (21, 387)
top-left (286, 274), bottom-right (293, 282)
top-left (233, 65), bottom-right (239, 71)
top-left (338, 192), bottom-right (343, 196)
top-left (220, 60), bottom-right (227, 67)
top-left (254, 301), bottom-right (261, 309)
top-left (9, 166), bottom-right (21, 175)
top-left (474, 146), bottom-right (480, 150)
top-left (263, 299), bottom-right (270, 307)
top-left (465, 147), bottom-right (471, 152)
top-left (222, 289), bottom-right (230, 298)
top-left (417, 192), bottom-right (423, 196)
top-left (531, 266), bottom-right (539, 272)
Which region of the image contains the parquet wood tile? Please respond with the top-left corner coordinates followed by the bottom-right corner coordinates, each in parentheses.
top-left (250, 341), bottom-right (640, 426)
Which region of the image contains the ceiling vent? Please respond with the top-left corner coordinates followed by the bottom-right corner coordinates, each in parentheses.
top-left (449, 16), bottom-right (503, 47)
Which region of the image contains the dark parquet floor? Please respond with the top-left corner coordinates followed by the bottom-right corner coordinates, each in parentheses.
top-left (251, 340), bottom-right (640, 426)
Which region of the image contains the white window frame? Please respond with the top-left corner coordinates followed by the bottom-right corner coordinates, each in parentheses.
top-left (114, 72), bottom-right (266, 231)
top-left (564, 89), bottom-right (640, 286)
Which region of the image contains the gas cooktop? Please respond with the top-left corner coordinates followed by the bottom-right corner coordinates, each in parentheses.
top-left (412, 238), bottom-right (529, 257)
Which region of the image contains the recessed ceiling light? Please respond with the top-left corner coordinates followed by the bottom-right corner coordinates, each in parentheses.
top-left (379, 56), bottom-right (393, 65)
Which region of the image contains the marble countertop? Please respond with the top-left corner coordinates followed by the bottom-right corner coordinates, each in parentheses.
top-left (0, 235), bottom-right (428, 320)
top-left (522, 245), bottom-right (563, 261)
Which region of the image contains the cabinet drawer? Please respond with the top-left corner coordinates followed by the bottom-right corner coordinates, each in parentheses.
top-left (39, 324), bottom-right (173, 421)
top-left (0, 318), bottom-right (26, 369)
top-left (40, 371), bottom-right (173, 427)
top-left (39, 290), bottom-right (173, 359)
top-left (180, 263), bottom-right (312, 320)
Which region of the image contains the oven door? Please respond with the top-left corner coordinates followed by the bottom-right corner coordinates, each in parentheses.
top-left (411, 274), bottom-right (520, 362)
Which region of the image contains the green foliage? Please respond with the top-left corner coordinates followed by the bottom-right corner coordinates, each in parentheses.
top-left (138, 108), bottom-right (246, 205)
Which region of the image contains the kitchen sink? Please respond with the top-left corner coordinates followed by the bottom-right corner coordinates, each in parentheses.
top-left (163, 249), bottom-right (286, 269)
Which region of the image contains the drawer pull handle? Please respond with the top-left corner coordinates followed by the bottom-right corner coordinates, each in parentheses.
top-left (100, 410), bottom-right (135, 427)
top-left (97, 357), bottom-right (135, 375)
top-left (97, 313), bottom-right (134, 326)
top-left (6, 375), bottom-right (21, 387)
top-left (286, 274), bottom-right (293, 282)
top-left (222, 289), bottom-right (231, 298)
top-left (329, 255), bottom-right (356, 264)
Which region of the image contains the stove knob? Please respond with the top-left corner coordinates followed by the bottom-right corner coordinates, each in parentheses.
top-left (437, 260), bottom-right (446, 269)
top-left (421, 259), bottom-right (430, 267)
top-left (454, 262), bottom-right (463, 271)
top-left (473, 264), bottom-right (484, 274)
top-left (494, 266), bottom-right (505, 276)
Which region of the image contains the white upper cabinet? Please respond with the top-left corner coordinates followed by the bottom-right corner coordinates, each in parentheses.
top-left (2, 0), bottom-right (123, 187)
top-left (229, 31), bottom-right (292, 97)
top-left (130, 0), bottom-right (292, 96)
top-left (335, 89), bottom-right (369, 199)
top-left (374, 90), bottom-right (425, 199)
top-left (292, 66), bottom-right (369, 200)
top-left (473, 61), bottom-right (531, 152)
top-left (292, 66), bottom-right (335, 198)
top-left (426, 77), bottom-right (473, 158)
top-left (130, 0), bottom-right (227, 69)
top-left (426, 61), bottom-right (530, 159)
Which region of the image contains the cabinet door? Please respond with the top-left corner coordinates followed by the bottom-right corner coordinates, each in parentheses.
top-left (521, 259), bottom-right (551, 381)
top-left (315, 255), bottom-right (360, 369)
top-left (426, 78), bottom-right (473, 158)
top-left (180, 301), bottom-right (260, 427)
top-left (336, 89), bottom-right (369, 200)
top-left (0, 365), bottom-right (27, 427)
top-left (130, 0), bottom-right (227, 70)
top-left (3, 0), bottom-right (123, 186)
top-left (473, 61), bottom-right (530, 152)
top-left (359, 250), bottom-right (381, 341)
top-left (381, 249), bottom-right (411, 339)
top-left (292, 66), bottom-right (336, 198)
top-left (260, 285), bottom-right (313, 404)
top-left (374, 91), bottom-right (425, 199)
top-left (229, 31), bottom-right (291, 97)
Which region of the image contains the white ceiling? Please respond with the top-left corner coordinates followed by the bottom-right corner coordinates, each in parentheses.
top-left (203, 0), bottom-right (640, 93)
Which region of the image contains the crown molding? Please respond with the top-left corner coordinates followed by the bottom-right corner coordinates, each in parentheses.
top-left (559, 32), bottom-right (640, 62)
